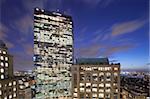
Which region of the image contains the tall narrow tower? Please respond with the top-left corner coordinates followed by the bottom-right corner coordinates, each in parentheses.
top-left (33, 8), bottom-right (73, 99)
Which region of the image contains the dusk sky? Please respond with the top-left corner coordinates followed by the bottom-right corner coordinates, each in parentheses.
top-left (0, 0), bottom-right (149, 71)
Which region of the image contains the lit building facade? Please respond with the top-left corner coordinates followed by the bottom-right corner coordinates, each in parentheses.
top-left (72, 58), bottom-right (120, 99)
top-left (33, 8), bottom-right (73, 98)
top-left (0, 40), bottom-right (18, 99)
top-left (17, 77), bottom-right (32, 99)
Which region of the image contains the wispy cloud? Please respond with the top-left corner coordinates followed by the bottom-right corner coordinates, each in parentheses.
top-left (0, 23), bottom-right (8, 39)
top-left (75, 44), bottom-right (103, 58)
top-left (103, 44), bottom-right (136, 56)
top-left (0, 23), bottom-right (14, 48)
top-left (23, 43), bottom-right (33, 56)
top-left (13, 51), bottom-right (33, 71)
top-left (15, 14), bottom-right (33, 35)
top-left (112, 19), bottom-right (147, 36)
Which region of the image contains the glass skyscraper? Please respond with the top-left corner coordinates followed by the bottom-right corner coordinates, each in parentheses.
top-left (33, 8), bottom-right (73, 99)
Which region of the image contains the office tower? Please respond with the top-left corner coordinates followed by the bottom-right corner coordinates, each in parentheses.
top-left (0, 40), bottom-right (18, 99)
top-left (72, 58), bottom-right (120, 99)
top-left (33, 8), bottom-right (73, 99)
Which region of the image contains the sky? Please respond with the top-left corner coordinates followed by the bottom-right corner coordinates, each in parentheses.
top-left (0, 0), bottom-right (149, 71)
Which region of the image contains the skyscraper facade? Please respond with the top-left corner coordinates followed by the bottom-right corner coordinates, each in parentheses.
top-left (33, 8), bottom-right (73, 99)
top-left (72, 58), bottom-right (120, 99)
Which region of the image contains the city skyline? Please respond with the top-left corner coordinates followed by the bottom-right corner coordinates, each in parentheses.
top-left (0, 0), bottom-right (149, 71)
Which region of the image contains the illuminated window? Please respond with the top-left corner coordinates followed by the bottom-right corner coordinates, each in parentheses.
top-left (92, 88), bottom-right (97, 92)
top-left (92, 94), bottom-right (97, 97)
top-left (0, 68), bottom-right (4, 73)
top-left (99, 89), bottom-right (104, 92)
top-left (5, 63), bottom-right (8, 67)
top-left (13, 93), bottom-right (16, 97)
top-left (0, 62), bottom-right (4, 66)
top-left (114, 67), bottom-right (118, 71)
top-left (74, 88), bottom-right (77, 92)
top-left (19, 85), bottom-right (24, 89)
top-left (106, 88), bottom-right (111, 92)
top-left (0, 56), bottom-right (4, 60)
top-left (13, 88), bottom-right (16, 91)
top-left (115, 89), bottom-right (118, 93)
top-left (9, 95), bottom-right (12, 99)
top-left (86, 89), bottom-right (91, 92)
top-left (0, 90), bottom-right (2, 95)
top-left (74, 93), bottom-right (77, 97)
top-left (1, 75), bottom-right (4, 79)
top-left (13, 81), bottom-right (16, 85)
top-left (99, 93), bottom-right (104, 98)
top-left (80, 88), bottom-right (84, 92)
top-left (9, 82), bottom-right (12, 86)
top-left (106, 83), bottom-right (111, 87)
top-left (106, 72), bottom-right (111, 76)
top-left (86, 83), bottom-right (91, 86)
top-left (99, 84), bottom-right (104, 87)
top-left (3, 51), bottom-right (6, 54)
top-left (92, 84), bottom-right (97, 87)
top-left (80, 83), bottom-right (84, 86)
top-left (4, 96), bottom-right (7, 99)
top-left (114, 72), bottom-right (118, 76)
top-left (99, 72), bottom-right (104, 75)
top-left (5, 57), bottom-right (8, 61)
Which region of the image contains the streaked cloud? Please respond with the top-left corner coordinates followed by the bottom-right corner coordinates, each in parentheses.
top-left (0, 23), bottom-right (8, 39)
top-left (23, 43), bottom-right (33, 56)
top-left (75, 44), bottom-right (102, 58)
top-left (0, 23), bottom-right (14, 48)
top-left (103, 44), bottom-right (136, 56)
top-left (15, 14), bottom-right (33, 35)
top-left (112, 19), bottom-right (147, 36)
top-left (13, 51), bottom-right (33, 71)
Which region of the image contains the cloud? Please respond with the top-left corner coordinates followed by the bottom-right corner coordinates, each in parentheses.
top-left (103, 44), bottom-right (136, 57)
top-left (13, 52), bottom-right (33, 71)
top-left (0, 23), bottom-right (8, 39)
top-left (75, 42), bottom-right (136, 58)
top-left (75, 44), bottom-right (103, 58)
top-left (23, 43), bottom-right (33, 56)
top-left (112, 19), bottom-right (147, 36)
top-left (3, 40), bottom-right (14, 48)
top-left (91, 27), bottom-right (111, 43)
top-left (15, 14), bottom-right (33, 35)
top-left (0, 23), bottom-right (14, 48)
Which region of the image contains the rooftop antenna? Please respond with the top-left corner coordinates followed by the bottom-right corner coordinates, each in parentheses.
top-left (56, 9), bottom-right (59, 12)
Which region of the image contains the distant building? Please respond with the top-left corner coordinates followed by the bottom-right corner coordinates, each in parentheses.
top-left (17, 77), bottom-right (32, 99)
top-left (121, 88), bottom-right (148, 99)
top-left (120, 74), bottom-right (150, 99)
top-left (0, 40), bottom-right (18, 99)
top-left (72, 58), bottom-right (120, 99)
top-left (33, 8), bottom-right (73, 98)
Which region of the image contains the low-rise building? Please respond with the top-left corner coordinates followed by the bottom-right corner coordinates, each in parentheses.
top-left (72, 58), bottom-right (120, 99)
top-left (0, 40), bottom-right (18, 99)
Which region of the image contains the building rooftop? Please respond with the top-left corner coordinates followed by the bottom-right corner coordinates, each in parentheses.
top-left (0, 40), bottom-right (7, 49)
top-left (76, 58), bottom-right (109, 65)
top-left (34, 7), bottom-right (72, 19)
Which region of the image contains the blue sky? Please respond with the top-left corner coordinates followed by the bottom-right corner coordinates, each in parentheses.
top-left (0, 0), bottom-right (149, 71)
